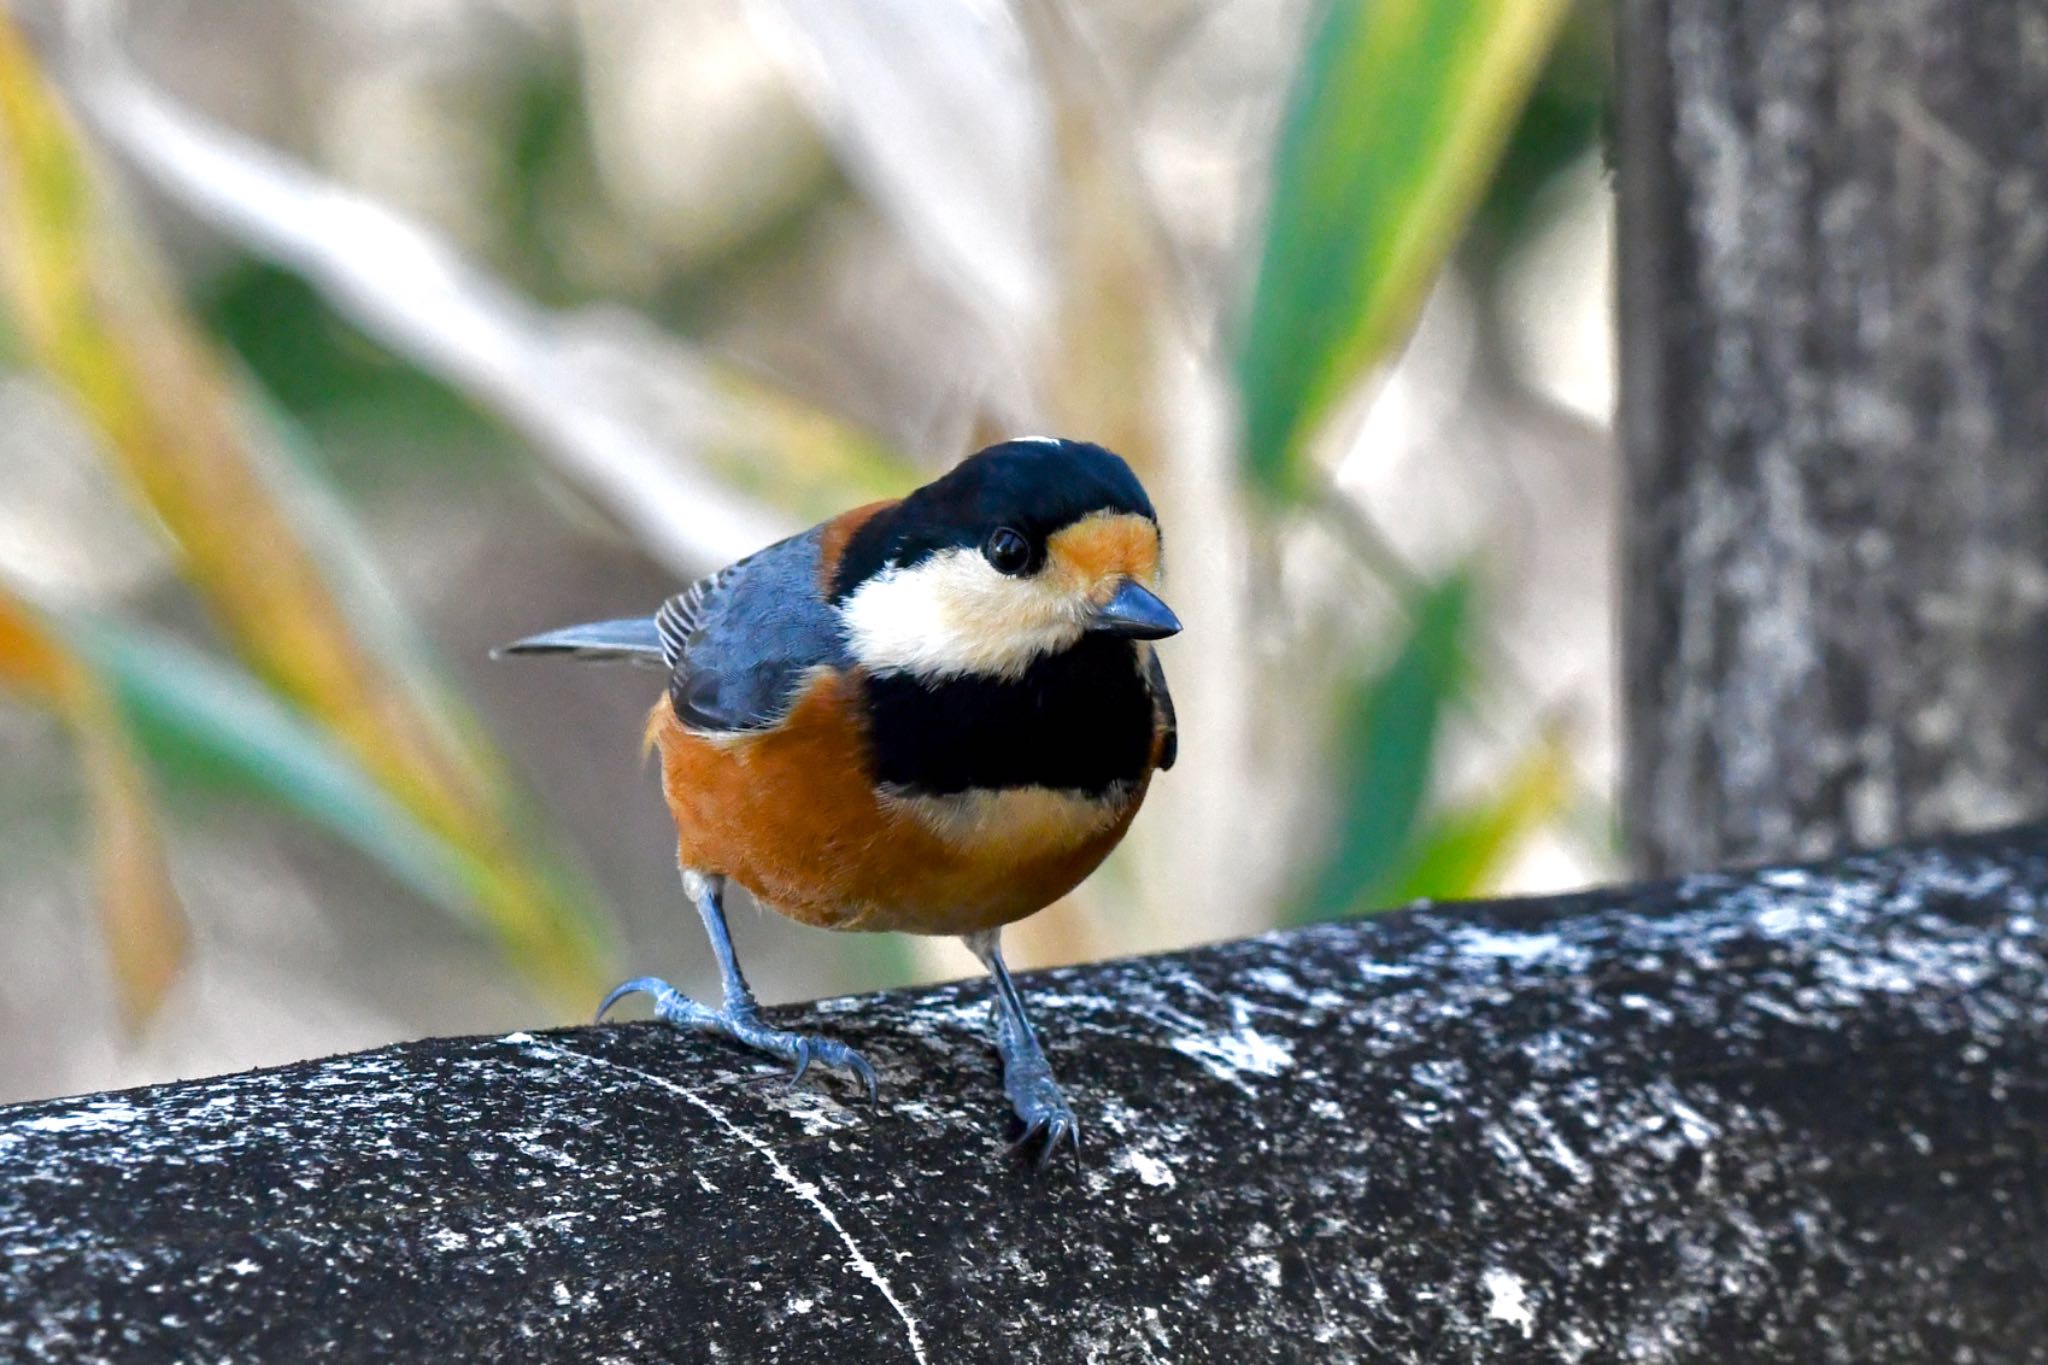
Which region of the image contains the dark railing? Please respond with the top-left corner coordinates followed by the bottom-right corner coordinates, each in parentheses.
top-left (5, 828), bottom-right (2046, 1361)
top-left (1618, 0), bottom-right (2048, 874)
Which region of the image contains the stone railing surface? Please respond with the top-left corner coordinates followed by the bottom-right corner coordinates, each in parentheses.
top-left (5, 828), bottom-right (2048, 1361)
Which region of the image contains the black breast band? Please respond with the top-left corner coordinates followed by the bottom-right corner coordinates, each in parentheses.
top-left (861, 636), bottom-right (1154, 797)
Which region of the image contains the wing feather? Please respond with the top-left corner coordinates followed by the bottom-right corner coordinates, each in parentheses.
top-left (1144, 647), bottom-right (1177, 770)
top-left (662, 527), bottom-right (849, 732)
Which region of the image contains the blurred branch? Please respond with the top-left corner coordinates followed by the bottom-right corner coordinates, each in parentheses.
top-left (58, 9), bottom-right (908, 574)
top-left (746, 0), bottom-right (1057, 391)
top-left (1015, 0), bottom-right (1180, 471)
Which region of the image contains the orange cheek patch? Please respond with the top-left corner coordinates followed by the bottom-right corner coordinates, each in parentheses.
top-left (1047, 512), bottom-right (1160, 597)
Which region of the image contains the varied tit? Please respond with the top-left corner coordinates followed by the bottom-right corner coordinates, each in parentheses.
top-left (499, 437), bottom-right (1178, 1163)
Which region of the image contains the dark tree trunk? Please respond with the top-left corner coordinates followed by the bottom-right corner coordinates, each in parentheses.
top-left (1617, 0), bottom-right (2048, 876)
top-left (5, 829), bottom-right (2048, 1362)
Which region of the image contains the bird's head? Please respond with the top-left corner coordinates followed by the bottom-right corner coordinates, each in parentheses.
top-left (831, 437), bottom-right (1179, 681)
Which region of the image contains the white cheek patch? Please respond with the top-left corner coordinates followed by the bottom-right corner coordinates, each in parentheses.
top-left (838, 548), bottom-right (1085, 681)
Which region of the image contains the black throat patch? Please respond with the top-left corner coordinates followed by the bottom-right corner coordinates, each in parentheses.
top-left (861, 635), bottom-right (1155, 797)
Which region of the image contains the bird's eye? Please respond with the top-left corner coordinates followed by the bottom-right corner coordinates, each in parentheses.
top-left (983, 526), bottom-right (1032, 575)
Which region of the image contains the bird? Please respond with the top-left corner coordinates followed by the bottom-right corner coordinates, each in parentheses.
top-left (497, 437), bottom-right (1178, 1162)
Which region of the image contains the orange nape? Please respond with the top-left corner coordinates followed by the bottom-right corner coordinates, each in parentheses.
top-left (645, 673), bottom-right (1145, 936)
top-left (813, 499), bottom-right (894, 591)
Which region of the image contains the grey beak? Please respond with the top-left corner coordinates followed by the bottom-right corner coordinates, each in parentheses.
top-left (1090, 579), bottom-right (1181, 640)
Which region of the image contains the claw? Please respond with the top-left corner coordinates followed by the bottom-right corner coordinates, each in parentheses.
top-left (807, 1040), bottom-right (878, 1102)
top-left (845, 1051), bottom-right (880, 1104)
top-left (790, 1034), bottom-right (879, 1101)
top-left (1009, 1105), bottom-right (1081, 1166)
top-left (596, 977), bottom-right (668, 1023)
top-left (601, 976), bottom-right (878, 1099)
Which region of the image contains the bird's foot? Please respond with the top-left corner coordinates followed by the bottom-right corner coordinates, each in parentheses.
top-left (598, 977), bottom-right (878, 1101)
top-left (1003, 1056), bottom-right (1079, 1167)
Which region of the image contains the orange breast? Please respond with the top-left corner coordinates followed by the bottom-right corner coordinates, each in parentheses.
top-left (647, 671), bottom-right (1147, 936)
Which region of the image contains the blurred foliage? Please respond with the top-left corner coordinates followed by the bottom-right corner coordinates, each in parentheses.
top-left (0, 586), bottom-right (185, 1025)
top-left (1290, 576), bottom-right (1571, 922)
top-left (1239, 0), bottom-right (1580, 920)
top-left (0, 15), bottom-right (612, 1012)
top-left (0, 0), bottom-right (1611, 1035)
top-left (1236, 0), bottom-right (1573, 500)
top-left (77, 621), bottom-right (478, 918)
top-left (1471, 0), bottom-right (1613, 253)
top-left (501, 55), bottom-right (590, 307)
top-left (695, 365), bottom-right (917, 523)
top-left (1376, 730), bottom-right (1573, 907)
top-left (1294, 571), bottom-right (1472, 922)
top-left (200, 262), bottom-right (494, 473)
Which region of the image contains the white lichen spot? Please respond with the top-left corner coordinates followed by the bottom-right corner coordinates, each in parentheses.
top-left (1118, 1150), bottom-right (1176, 1188)
top-left (1483, 1267), bottom-right (1535, 1337)
top-left (1170, 1010), bottom-right (1294, 1093)
top-left (226, 1259), bottom-right (261, 1277)
top-left (1754, 901), bottom-right (1826, 939)
top-left (1242, 967), bottom-right (1304, 998)
top-left (754, 1084), bottom-right (861, 1138)
top-left (21, 1103), bottom-right (145, 1134)
top-left (426, 1229), bottom-right (471, 1252)
top-left (1618, 993), bottom-right (1675, 1024)
top-left (1454, 926), bottom-right (1580, 967)
top-left (1665, 1094), bottom-right (1720, 1147)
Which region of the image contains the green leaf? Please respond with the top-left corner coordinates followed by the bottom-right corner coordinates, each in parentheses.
top-left (1372, 728), bottom-right (1572, 908)
top-left (1237, 0), bottom-right (1573, 499)
top-left (1292, 571), bottom-right (1473, 923)
top-left (71, 621), bottom-right (479, 918)
top-left (1470, 2), bottom-right (1612, 252)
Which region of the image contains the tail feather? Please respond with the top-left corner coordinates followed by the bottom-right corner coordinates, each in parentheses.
top-left (493, 616), bottom-right (666, 666)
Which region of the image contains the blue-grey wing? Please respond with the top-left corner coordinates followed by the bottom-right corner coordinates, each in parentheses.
top-left (663, 525), bottom-right (850, 733)
top-left (1144, 647), bottom-right (1177, 770)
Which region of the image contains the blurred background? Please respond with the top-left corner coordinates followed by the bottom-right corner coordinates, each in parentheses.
top-left (0, 0), bottom-right (1614, 1104)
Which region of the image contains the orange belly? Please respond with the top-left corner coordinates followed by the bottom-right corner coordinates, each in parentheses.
top-left (647, 671), bottom-right (1146, 935)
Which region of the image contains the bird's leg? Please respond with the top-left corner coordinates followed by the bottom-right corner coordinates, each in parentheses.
top-left (965, 929), bottom-right (1078, 1164)
top-left (599, 870), bottom-right (876, 1099)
